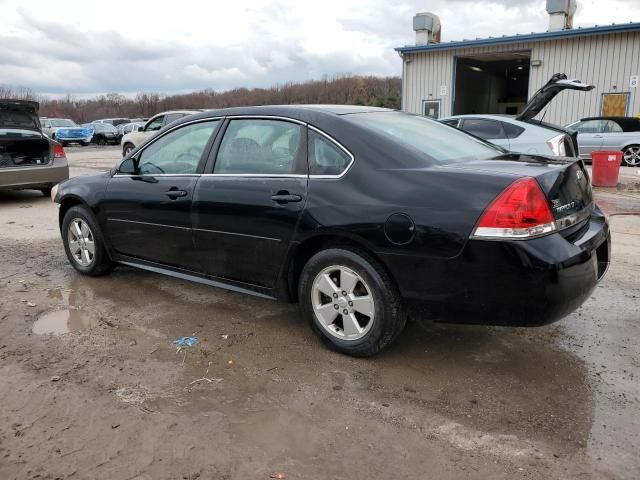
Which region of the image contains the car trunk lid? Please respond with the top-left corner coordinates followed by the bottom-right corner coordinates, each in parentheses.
top-left (446, 154), bottom-right (593, 228)
top-left (515, 73), bottom-right (594, 122)
top-left (0, 100), bottom-right (52, 168)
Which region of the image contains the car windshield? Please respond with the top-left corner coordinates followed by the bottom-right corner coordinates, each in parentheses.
top-left (51, 119), bottom-right (77, 127)
top-left (348, 112), bottom-right (502, 163)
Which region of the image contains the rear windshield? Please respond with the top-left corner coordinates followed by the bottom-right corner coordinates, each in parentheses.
top-left (348, 112), bottom-right (501, 163)
top-left (0, 110), bottom-right (39, 130)
top-left (51, 119), bottom-right (77, 127)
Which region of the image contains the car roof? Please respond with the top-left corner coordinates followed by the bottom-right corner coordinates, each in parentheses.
top-left (576, 116), bottom-right (640, 132)
top-left (183, 104), bottom-right (392, 121)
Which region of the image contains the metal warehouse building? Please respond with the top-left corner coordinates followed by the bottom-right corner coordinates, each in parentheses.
top-left (396, 3), bottom-right (640, 127)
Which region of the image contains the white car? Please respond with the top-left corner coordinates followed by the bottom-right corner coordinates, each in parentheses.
top-left (441, 74), bottom-right (594, 157)
top-left (120, 110), bottom-right (202, 156)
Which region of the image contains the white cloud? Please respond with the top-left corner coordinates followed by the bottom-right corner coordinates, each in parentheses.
top-left (0, 0), bottom-right (637, 95)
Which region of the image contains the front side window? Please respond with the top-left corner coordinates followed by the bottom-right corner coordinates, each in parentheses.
top-left (573, 120), bottom-right (604, 133)
top-left (602, 120), bottom-right (623, 133)
top-left (308, 130), bottom-right (351, 176)
top-left (144, 115), bottom-right (165, 132)
top-left (214, 119), bottom-right (303, 174)
top-left (461, 119), bottom-right (506, 140)
top-left (136, 120), bottom-right (219, 175)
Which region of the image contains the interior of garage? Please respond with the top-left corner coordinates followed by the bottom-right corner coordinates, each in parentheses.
top-left (453, 51), bottom-right (531, 115)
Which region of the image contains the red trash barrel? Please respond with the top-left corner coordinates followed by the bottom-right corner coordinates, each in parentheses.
top-left (591, 151), bottom-right (622, 187)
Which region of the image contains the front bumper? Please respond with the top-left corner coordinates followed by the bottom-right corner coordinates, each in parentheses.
top-left (384, 208), bottom-right (610, 326)
top-left (0, 160), bottom-right (69, 190)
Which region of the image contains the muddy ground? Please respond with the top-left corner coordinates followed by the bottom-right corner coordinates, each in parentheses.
top-left (0, 146), bottom-right (639, 479)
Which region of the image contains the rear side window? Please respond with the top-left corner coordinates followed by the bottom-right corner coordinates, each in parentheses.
top-left (502, 122), bottom-right (525, 139)
top-left (308, 130), bottom-right (352, 176)
top-left (461, 119), bottom-right (506, 140)
top-left (214, 119), bottom-right (303, 175)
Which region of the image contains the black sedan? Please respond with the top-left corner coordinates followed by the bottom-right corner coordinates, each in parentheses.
top-left (53, 106), bottom-right (610, 356)
top-left (85, 122), bottom-right (121, 145)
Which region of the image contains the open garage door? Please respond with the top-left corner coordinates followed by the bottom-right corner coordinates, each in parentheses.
top-left (453, 51), bottom-right (531, 115)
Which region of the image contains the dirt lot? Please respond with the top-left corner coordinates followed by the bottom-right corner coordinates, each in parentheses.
top-left (1, 146), bottom-right (639, 479)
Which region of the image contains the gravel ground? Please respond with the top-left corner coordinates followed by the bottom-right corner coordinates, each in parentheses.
top-left (0, 146), bottom-right (638, 479)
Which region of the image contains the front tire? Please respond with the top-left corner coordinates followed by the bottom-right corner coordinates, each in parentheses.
top-left (298, 248), bottom-right (406, 357)
top-left (61, 206), bottom-right (113, 276)
top-left (622, 145), bottom-right (640, 167)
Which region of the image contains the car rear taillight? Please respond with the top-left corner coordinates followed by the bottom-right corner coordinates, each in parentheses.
top-left (52, 143), bottom-right (66, 161)
top-left (547, 134), bottom-right (566, 156)
top-left (472, 177), bottom-right (557, 240)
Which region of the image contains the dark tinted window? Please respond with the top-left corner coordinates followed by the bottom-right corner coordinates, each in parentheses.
top-left (461, 119), bottom-right (506, 140)
top-left (0, 110), bottom-right (38, 129)
top-left (214, 119), bottom-right (303, 175)
top-left (137, 120), bottom-right (219, 174)
top-left (502, 122), bottom-right (525, 139)
top-left (308, 130), bottom-right (351, 176)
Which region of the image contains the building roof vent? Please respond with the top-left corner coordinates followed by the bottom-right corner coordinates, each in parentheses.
top-left (546, 0), bottom-right (577, 31)
top-left (413, 12), bottom-right (441, 45)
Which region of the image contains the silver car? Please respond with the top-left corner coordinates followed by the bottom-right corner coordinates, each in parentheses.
top-left (442, 74), bottom-right (594, 158)
top-left (566, 117), bottom-right (640, 166)
top-left (1, 100), bottom-right (69, 196)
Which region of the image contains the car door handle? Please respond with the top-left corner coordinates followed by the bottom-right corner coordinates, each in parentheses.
top-left (271, 192), bottom-right (302, 204)
top-left (165, 189), bottom-right (188, 199)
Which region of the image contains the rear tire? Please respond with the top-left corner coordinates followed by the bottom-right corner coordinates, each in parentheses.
top-left (622, 145), bottom-right (640, 167)
top-left (298, 247), bottom-right (406, 357)
top-left (61, 206), bottom-right (113, 276)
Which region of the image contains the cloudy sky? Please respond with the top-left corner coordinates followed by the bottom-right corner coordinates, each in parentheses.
top-left (0, 0), bottom-right (637, 96)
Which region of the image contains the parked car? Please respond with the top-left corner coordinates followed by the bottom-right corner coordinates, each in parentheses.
top-left (1, 100), bottom-right (68, 197)
top-left (84, 122), bottom-right (121, 145)
top-left (92, 118), bottom-right (131, 127)
top-left (441, 73), bottom-right (594, 157)
top-left (53, 105), bottom-right (610, 356)
top-left (566, 116), bottom-right (640, 166)
top-left (55, 121), bottom-right (94, 147)
top-left (120, 110), bottom-right (202, 156)
top-left (40, 117), bottom-right (84, 141)
top-left (117, 122), bottom-right (144, 138)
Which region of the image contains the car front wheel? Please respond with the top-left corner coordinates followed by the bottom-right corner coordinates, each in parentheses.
top-left (298, 247), bottom-right (406, 356)
top-left (61, 206), bottom-right (113, 276)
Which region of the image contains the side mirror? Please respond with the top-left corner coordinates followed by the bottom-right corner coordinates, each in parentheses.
top-left (138, 126), bottom-right (144, 132)
top-left (118, 157), bottom-right (137, 174)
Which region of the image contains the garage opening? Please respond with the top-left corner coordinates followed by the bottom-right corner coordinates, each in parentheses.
top-left (453, 51), bottom-right (531, 115)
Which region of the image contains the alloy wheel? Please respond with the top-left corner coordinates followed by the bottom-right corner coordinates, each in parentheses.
top-left (623, 146), bottom-right (640, 166)
top-left (311, 265), bottom-right (375, 341)
top-left (67, 218), bottom-right (95, 267)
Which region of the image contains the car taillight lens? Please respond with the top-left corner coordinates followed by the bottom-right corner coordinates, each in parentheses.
top-left (547, 134), bottom-right (566, 156)
top-left (472, 177), bottom-right (557, 240)
top-left (52, 143), bottom-right (66, 161)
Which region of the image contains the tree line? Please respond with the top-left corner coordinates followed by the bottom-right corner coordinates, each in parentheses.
top-left (0, 75), bottom-right (400, 122)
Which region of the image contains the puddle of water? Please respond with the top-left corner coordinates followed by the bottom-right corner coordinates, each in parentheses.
top-left (32, 309), bottom-right (96, 335)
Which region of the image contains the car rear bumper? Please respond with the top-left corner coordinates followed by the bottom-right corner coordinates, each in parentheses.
top-left (0, 161), bottom-right (69, 190)
top-left (383, 208), bottom-right (610, 326)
